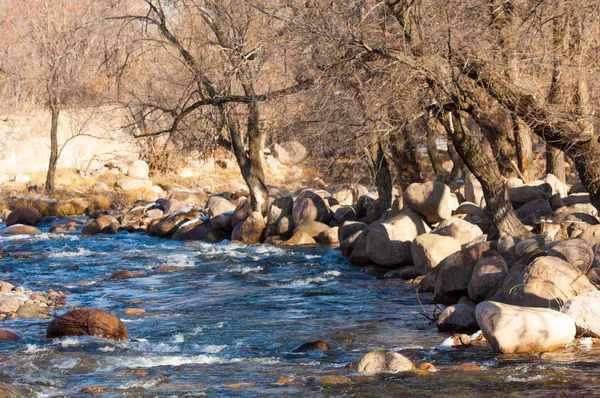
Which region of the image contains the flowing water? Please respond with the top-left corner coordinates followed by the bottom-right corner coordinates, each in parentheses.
top-left (1, 220), bottom-right (600, 397)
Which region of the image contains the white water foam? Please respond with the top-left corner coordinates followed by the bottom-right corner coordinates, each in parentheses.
top-left (199, 344), bottom-right (227, 353)
top-left (106, 354), bottom-right (226, 368)
top-left (506, 374), bottom-right (547, 382)
top-left (47, 247), bottom-right (93, 258)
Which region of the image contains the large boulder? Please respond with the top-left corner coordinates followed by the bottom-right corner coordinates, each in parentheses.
top-left (231, 198), bottom-right (252, 227)
top-left (294, 221), bottom-right (329, 239)
top-left (433, 242), bottom-right (494, 305)
top-left (475, 301), bottom-right (576, 353)
top-left (504, 255), bottom-right (597, 309)
top-left (317, 227), bottom-right (340, 246)
top-left (205, 195), bottom-right (236, 218)
top-left (515, 199), bottom-right (552, 225)
top-left (209, 213), bottom-right (234, 232)
top-left (508, 183), bottom-right (552, 204)
top-left (464, 174), bottom-right (484, 206)
top-left (356, 351), bottom-right (415, 374)
top-left (267, 197), bottom-right (294, 226)
top-left (114, 177), bottom-right (152, 191)
top-left (543, 239), bottom-right (593, 273)
top-left (82, 215), bottom-right (120, 235)
top-left (331, 188), bottom-right (354, 206)
top-left (127, 160), bottom-right (149, 179)
top-left (468, 250), bottom-right (508, 302)
top-left (282, 231), bottom-right (316, 246)
top-left (3, 224), bottom-right (42, 235)
top-left (170, 191), bottom-right (206, 207)
top-left (437, 303), bottom-right (478, 332)
top-left (540, 174), bottom-right (570, 197)
top-left (561, 291), bottom-right (600, 337)
top-left (411, 234), bottom-right (461, 275)
top-left (333, 206), bottom-right (358, 224)
top-left (148, 208), bottom-right (202, 238)
top-left (338, 221), bottom-right (367, 243)
top-left (340, 230), bottom-right (364, 257)
top-left (46, 308), bottom-right (128, 340)
top-left (403, 181), bottom-right (453, 224)
top-left (276, 215), bottom-right (294, 238)
top-left (0, 296), bottom-right (20, 313)
top-left (365, 210), bottom-right (430, 268)
top-left (6, 207), bottom-right (41, 227)
top-left (433, 218), bottom-right (484, 246)
top-left (231, 212), bottom-right (266, 244)
top-left (172, 220), bottom-right (230, 242)
top-left (0, 329), bottom-right (21, 341)
top-left (274, 140), bottom-right (308, 165)
top-left (292, 191), bottom-right (331, 225)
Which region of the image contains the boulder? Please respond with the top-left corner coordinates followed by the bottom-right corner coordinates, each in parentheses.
top-left (3, 224), bottom-right (41, 235)
top-left (282, 231), bottom-right (316, 246)
top-left (0, 329), bottom-right (21, 341)
top-left (356, 195), bottom-right (376, 219)
top-left (515, 199), bottom-right (552, 225)
top-left (13, 173), bottom-right (32, 184)
top-left (127, 160), bottom-right (150, 179)
top-left (475, 301), bottom-right (576, 353)
top-left (508, 183), bottom-right (552, 204)
top-left (348, 228), bottom-right (371, 266)
top-left (170, 191), bottom-right (206, 207)
top-left (356, 351), bottom-right (415, 374)
top-left (365, 210), bottom-right (430, 268)
top-left (433, 242), bottom-right (494, 305)
top-left (291, 340), bottom-right (330, 352)
top-left (561, 291), bottom-right (600, 337)
top-left (16, 304), bottom-right (50, 319)
top-left (292, 191), bottom-right (331, 225)
top-left (465, 173), bottom-right (484, 206)
top-left (317, 227), bottom-right (340, 246)
top-left (294, 221), bottom-right (329, 239)
top-left (82, 215), bottom-right (120, 235)
top-left (411, 234), bottom-right (461, 275)
top-left (6, 207), bottom-right (41, 227)
top-left (454, 202), bottom-right (486, 218)
top-left (338, 221), bottom-right (367, 243)
top-left (110, 270), bottom-right (136, 279)
top-left (437, 303), bottom-right (478, 332)
top-left (340, 230), bottom-right (363, 257)
top-left (468, 250), bottom-right (508, 302)
top-left (114, 177), bottom-right (152, 191)
top-left (0, 281), bottom-right (14, 293)
top-left (540, 174), bottom-right (570, 197)
top-left (333, 206), bottom-right (358, 224)
top-left (205, 195), bottom-right (236, 218)
top-left (173, 220), bottom-right (230, 242)
top-left (331, 188), bottom-right (354, 206)
top-left (46, 308), bottom-right (128, 340)
top-left (231, 198), bottom-right (252, 227)
top-left (162, 198), bottom-right (189, 215)
top-left (543, 239), bottom-right (593, 273)
top-left (274, 140), bottom-right (308, 165)
top-left (267, 197), bottom-right (294, 226)
top-left (209, 213), bottom-right (234, 231)
top-left (504, 255), bottom-right (597, 309)
top-left (148, 208), bottom-right (202, 238)
top-left (276, 215), bottom-right (294, 238)
top-left (403, 181), bottom-right (453, 224)
top-left (433, 218), bottom-right (483, 246)
top-left (398, 266), bottom-right (420, 280)
top-left (0, 296), bottom-right (19, 313)
top-left (231, 212), bottom-right (266, 244)
top-left (513, 235), bottom-right (547, 259)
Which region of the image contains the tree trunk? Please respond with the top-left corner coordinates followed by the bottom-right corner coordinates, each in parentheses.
top-left (45, 104), bottom-right (60, 194)
top-left (366, 140), bottom-right (393, 210)
top-left (390, 125), bottom-right (422, 190)
top-left (443, 111), bottom-right (531, 239)
top-left (425, 115), bottom-right (447, 181)
top-left (473, 106), bottom-right (516, 178)
top-left (447, 142), bottom-right (464, 186)
top-left (546, 144), bottom-right (566, 182)
top-left (513, 116), bottom-right (534, 182)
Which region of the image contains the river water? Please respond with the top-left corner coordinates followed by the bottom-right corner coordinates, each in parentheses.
top-left (1, 221), bottom-right (600, 397)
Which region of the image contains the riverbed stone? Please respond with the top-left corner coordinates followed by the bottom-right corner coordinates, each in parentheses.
top-left (16, 304), bottom-right (49, 319)
top-left (231, 212), bottom-right (266, 244)
top-left (173, 220), bottom-right (230, 242)
top-left (437, 303), bottom-right (478, 332)
top-left (292, 340), bottom-right (330, 353)
top-left (3, 225), bottom-right (41, 235)
top-left (0, 297), bottom-right (19, 313)
top-left (231, 198), bottom-right (252, 228)
top-left (543, 239), bottom-right (593, 273)
top-left (508, 183), bottom-right (553, 204)
top-left (356, 351), bottom-right (415, 374)
top-left (333, 206), bottom-right (358, 224)
top-left (82, 215), bottom-right (120, 235)
top-left (433, 218), bottom-right (483, 246)
top-left (46, 308), bottom-right (128, 340)
top-left (149, 208), bottom-right (202, 238)
top-left (282, 231), bottom-right (316, 246)
top-left (209, 213), bottom-right (233, 231)
top-left (0, 329), bottom-right (21, 341)
top-left (468, 250), bottom-right (508, 303)
top-left (475, 301), bottom-right (576, 353)
top-left (411, 234), bottom-right (461, 275)
top-left (516, 199), bottom-right (552, 225)
top-left (398, 266), bottom-right (420, 280)
top-left (276, 215), bottom-right (294, 238)
top-left (317, 227), bottom-right (339, 246)
top-left (205, 195), bottom-right (236, 218)
top-left (127, 160), bottom-right (149, 179)
top-left (6, 207), bottom-right (41, 227)
top-left (0, 282), bottom-right (14, 293)
top-left (292, 191), bottom-right (331, 225)
top-left (267, 197), bottom-right (294, 226)
top-left (561, 291), bottom-right (600, 337)
top-left (403, 181), bottom-right (453, 224)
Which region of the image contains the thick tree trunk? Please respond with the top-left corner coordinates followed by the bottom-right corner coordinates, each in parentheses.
top-left (447, 143), bottom-right (464, 186)
top-left (513, 116), bottom-right (534, 181)
top-left (473, 107), bottom-right (516, 178)
top-left (390, 125), bottom-right (422, 190)
top-left (546, 144), bottom-right (566, 182)
top-left (425, 116), bottom-right (447, 181)
top-left (366, 141), bottom-right (393, 210)
top-left (443, 111), bottom-right (531, 239)
top-left (45, 104), bottom-right (60, 194)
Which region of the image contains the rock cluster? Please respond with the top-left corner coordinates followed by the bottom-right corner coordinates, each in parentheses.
top-left (0, 282), bottom-right (67, 321)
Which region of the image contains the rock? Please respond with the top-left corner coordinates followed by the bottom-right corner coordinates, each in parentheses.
top-left (127, 160), bottom-right (149, 179)
top-left (3, 225), bottom-right (41, 235)
top-left (513, 235), bottom-right (547, 259)
top-left (114, 177), bottom-right (152, 191)
top-left (294, 220), bottom-right (329, 239)
top-left (508, 183), bottom-right (552, 204)
top-left (398, 266), bottom-right (420, 280)
top-left (276, 215), bottom-right (294, 238)
top-left (267, 196), bottom-right (294, 226)
top-left (231, 198), bottom-right (252, 227)
top-left (170, 191), bottom-right (207, 207)
top-left (365, 199), bottom-right (385, 223)
top-left (292, 340), bottom-right (330, 352)
top-left (465, 173), bottom-right (484, 206)
top-left (209, 213), bottom-right (234, 231)
top-left (356, 351), bottom-right (415, 374)
top-left (149, 208), bottom-right (202, 238)
top-left (292, 191), bottom-right (331, 226)
top-left (504, 255), bottom-right (596, 309)
top-left (146, 208), bottom-right (163, 219)
top-left (540, 174), bottom-right (570, 197)
top-left (333, 206), bottom-right (358, 224)
top-left (338, 221), bottom-right (367, 243)
top-left (123, 308), bottom-right (146, 316)
top-left (282, 231), bottom-right (316, 246)
top-left (411, 234), bottom-right (461, 275)
top-left (264, 236), bottom-right (285, 245)
top-left (561, 291), bottom-right (600, 337)
top-left (317, 227), bottom-right (339, 246)
top-left (543, 239), bottom-right (593, 273)
top-left (433, 218), bottom-right (484, 247)
top-left (437, 304), bottom-right (478, 332)
top-left (454, 202), bottom-right (486, 218)
top-left (549, 194), bottom-right (565, 211)
top-left (403, 181), bottom-right (453, 224)
top-left (109, 270), bottom-right (136, 280)
top-left (13, 173), bottom-right (32, 184)
top-left (0, 296), bottom-right (19, 313)
top-left (231, 212), bottom-right (266, 243)
top-left (475, 301), bottom-right (576, 353)
top-left (365, 210), bottom-right (430, 268)
top-left (82, 215), bottom-right (120, 235)
top-left (516, 199), bottom-right (552, 225)
top-left (16, 304), bottom-right (50, 319)
top-left (172, 220), bottom-right (230, 242)
top-left (340, 230), bottom-right (363, 257)
top-left (445, 364), bottom-right (485, 372)
top-left (0, 329), bottom-right (21, 341)
top-left (6, 207), bottom-right (41, 227)
top-left (315, 376), bottom-right (351, 386)
top-left (46, 308), bottom-right (128, 340)
top-left (419, 272), bottom-right (437, 293)
top-left (433, 242), bottom-right (494, 305)
top-left (468, 250), bottom-right (508, 302)
top-left (0, 281), bottom-right (14, 293)
top-left (274, 140), bottom-right (308, 165)
top-left (331, 188), bottom-right (354, 206)
top-left (356, 195), bottom-right (376, 219)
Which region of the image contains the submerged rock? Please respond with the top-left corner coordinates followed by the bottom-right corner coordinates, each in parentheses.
top-left (356, 350), bottom-right (415, 374)
top-left (46, 308), bottom-right (128, 340)
top-left (292, 340), bottom-right (330, 353)
top-left (0, 329), bottom-right (21, 341)
top-left (3, 224), bottom-right (41, 235)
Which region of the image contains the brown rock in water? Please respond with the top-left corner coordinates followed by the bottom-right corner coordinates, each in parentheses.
top-left (3, 225), bottom-right (42, 235)
top-left (315, 375), bottom-right (351, 386)
top-left (357, 350), bottom-right (415, 374)
top-left (16, 304), bottom-right (50, 319)
top-left (419, 363), bottom-right (437, 372)
top-left (445, 363), bottom-right (485, 372)
top-left (0, 329), bottom-right (21, 341)
top-left (109, 270), bottom-right (136, 280)
top-left (123, 308), bottom-right (146, 316)
top-left (46, 308), bottom-right (128, 340)
top-left (231, 212), bottom-right (266, 244)
top-left (6, 207), bottom-right (41, 227)
top-left (82, 215), bottom-right (120, 235)
top-left (292, 340), bottom-right (330, 352)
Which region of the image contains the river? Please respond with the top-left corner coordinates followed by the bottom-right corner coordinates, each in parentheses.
top-left (1, 221), bottom-right (600, 396)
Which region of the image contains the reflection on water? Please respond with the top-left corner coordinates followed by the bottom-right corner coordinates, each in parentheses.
top-left (1, 225), bottom-right (600, 396)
